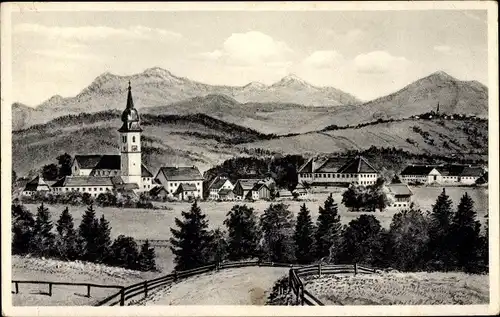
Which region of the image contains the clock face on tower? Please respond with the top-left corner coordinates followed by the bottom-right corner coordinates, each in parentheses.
top-left (131, 145), bottom-right (138, 152)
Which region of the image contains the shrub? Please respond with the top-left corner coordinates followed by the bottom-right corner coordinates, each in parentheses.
top-left (110, 235), bottom-right (140, 270)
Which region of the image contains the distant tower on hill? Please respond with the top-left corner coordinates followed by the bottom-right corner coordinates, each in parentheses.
top-left (119, 81), bottom-right (142, 186)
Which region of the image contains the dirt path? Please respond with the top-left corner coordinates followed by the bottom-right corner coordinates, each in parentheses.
top-left (140, 267), bottom-right (289, 305)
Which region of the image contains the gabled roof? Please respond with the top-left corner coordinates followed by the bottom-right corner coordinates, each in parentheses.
top-left (74, 155), bottom-right (103, 169)
top-left (157, 166), bottom-right (203, 181)
top-left (400, 165), bottom-right (440, 176)
top-left (297, 158), bottom-right (314, 173)
top-left (141, 164), bottom-right (153, 177)
top-left (115, 183), bottom-right (139, 190)
top-left (52, 176), bottom-right (115, 187)
top-left (176, 183), bottom-right (198, 192)
top-left (387, 184), bottom-right (413, 196)
top-left (459, 166), bottom-right (484, 177)
top-left (24, 176), bottom-right (50, 191)
top-left (149, 186), bottom-right (167, 196)
top-left (94, 155), bottom-right (121, 170)
top-left (209, 177), bottom-right (231, 190)
top-left (235, 178), bottom-right (262, 191)
top-left (251, 182), bottom-right (269, 192)
top-left (74, 155), bottom-right (121, 170)
top-left (316, 157), bottom-right (351, 173)
top-left (337, 156), bottom-right (378, 174)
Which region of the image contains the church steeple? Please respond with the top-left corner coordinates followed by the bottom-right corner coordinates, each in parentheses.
top-left (118, 81), bottom-right (142, 132)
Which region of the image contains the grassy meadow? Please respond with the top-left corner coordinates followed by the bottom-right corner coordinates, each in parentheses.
top-left (303, 271), bottom-right (489, 305)
top-left (22, 186), bottom-right (488, 273)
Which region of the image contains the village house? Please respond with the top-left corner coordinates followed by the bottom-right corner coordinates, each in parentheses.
top-left (387, 183), bottom-right (413, 209)
top-left (400, 164), bottom-right (485, 185)
top-left (49, 82), bottom-right (155, 196)
top-left (298, 155), bottom-right (379, 188)
top-left (208, 176), bottom-right (234, 200)
top-left (154, 166), bottom-right (204, 199)
top-left (22, 176), bottom-right (51, 196)
top-left (233, 178), bottom-right (273, 201)
top-left (149, 185), bottom-right (169, 200)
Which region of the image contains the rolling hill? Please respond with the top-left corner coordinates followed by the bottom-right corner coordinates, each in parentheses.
top-left (12, 109), bottom-right (487, 178)
top-left (11, 67), bottom-right (360, 131)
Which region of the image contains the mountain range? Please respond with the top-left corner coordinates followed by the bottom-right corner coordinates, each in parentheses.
top-left (12, 68), bottom-right (488, 133)
top-left (12, 67), bottom-right (360, 130)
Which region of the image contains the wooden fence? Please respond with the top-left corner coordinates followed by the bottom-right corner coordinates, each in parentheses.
top-left (13, 261), bottom-right (377, 306)
top-left (11, 280), bottom-right (122, 299)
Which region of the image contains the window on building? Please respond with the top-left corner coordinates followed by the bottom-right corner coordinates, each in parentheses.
top-left (122, 135), bottom-right (127, 143)
top-left (132, 136), bottom-right (136, 143)
top-left (94, 188), bottom-right (97, 191)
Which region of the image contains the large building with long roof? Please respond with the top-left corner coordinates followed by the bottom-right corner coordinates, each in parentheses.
top-left (298, 155), bottom-right (379, 188)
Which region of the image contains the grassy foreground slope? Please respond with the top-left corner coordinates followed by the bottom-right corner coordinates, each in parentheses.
top-left (11, 255), bottom-right (159, 306)
top-left (304, 272), bottom-right (489, 305)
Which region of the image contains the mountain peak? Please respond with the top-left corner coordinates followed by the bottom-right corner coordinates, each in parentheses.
top-left (426, 70), bottom-right (456, 81)
top-left (243, 81), bottom-right (266, 89)
top-left (142, 67), bottom-right (175, 78)
top-left (272, 74), bottom-right (312, 88)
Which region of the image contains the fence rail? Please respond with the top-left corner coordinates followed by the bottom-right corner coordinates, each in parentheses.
top-left (14, 261), bottom-right (378, 306)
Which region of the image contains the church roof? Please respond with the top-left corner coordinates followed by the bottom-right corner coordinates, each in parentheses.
top-left (119, 81), bottom-right (142, 133)
top-left (74, 155), bottom-right (120, 170)
top-left (157, 166), bottom-right (203, 181)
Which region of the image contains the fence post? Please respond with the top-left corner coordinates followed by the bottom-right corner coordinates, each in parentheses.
top-left (144, 281), bottom-right (148, 298)
top-left (354, 263), bottom-right (358, 276)
top-left (48, 283), bottom-right (53, 296)
top-left (87, 285), bottom-right (91, 298)
top-left (120, 287), bottom-right (125, 306)
top-left (288, 270), bottom-right (292, 292)
top-left (15, 282), bottom-right (19, 294)
top-left (301, 285), bottom-right (305, 306)
top-left (318, 263), bottom-right (322, 277)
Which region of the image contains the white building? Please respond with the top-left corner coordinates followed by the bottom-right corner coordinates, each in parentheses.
top-left (298, 155), bottom-right (379, 188)
top-left (154, 166), bottom-right (204, 199)
top-left (22, 176), bottom-right (51, 196)
top-left (400, 164), bottom-right (484, 185)
top-left (208, 176), bottom-right (234, 200)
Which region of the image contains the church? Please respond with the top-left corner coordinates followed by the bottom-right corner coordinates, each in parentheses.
top-left (51, 82), bottom-right (155, 197)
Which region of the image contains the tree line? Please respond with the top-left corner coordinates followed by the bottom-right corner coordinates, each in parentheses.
top-left (170, 190), bottom-right (488, 273)
top-left (11, 203), bottom-right (156, 272)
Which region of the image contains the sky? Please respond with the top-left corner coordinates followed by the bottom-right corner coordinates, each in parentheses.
top-left (10, 9), bottom-right (489, 106)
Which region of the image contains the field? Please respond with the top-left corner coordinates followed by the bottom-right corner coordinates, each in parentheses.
top-left (21, 186), bottom-right (488, 273)
top-left (135, 267), bottom-right (289, 305)
top-left (303, 272), bottom-right (489, 305)
top-left (11, 255), bottom-right (158, 306)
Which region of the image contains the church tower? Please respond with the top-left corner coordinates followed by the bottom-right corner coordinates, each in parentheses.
top-left (118, 81), bottom-right (142, 186)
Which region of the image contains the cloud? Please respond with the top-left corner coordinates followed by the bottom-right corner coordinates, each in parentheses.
top-left (434, 45), bottom-right (452, 53)
top-left (14, 23), bottom-right (182, 42)
top-left (354, 50), bottom-right (409, 74)
top-left (303, 50), bottom-right (344, 68)
top-left (33, 49), bottom-right (96, 61)
top-left (198, 31), bottom-right (293, 66)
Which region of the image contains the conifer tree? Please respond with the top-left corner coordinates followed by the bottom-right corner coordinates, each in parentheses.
top-left (260, 203), bottom-right (295, 263)
top-left (78, 204), bottom-right (99, 261)
top-left (206, 228), bottom-right (228, 264)
top-left (95, 215), bottom-right (112, 263)
top-left (314, 194), bottom-right (342, 262)
top-left (12, 204), bottom-right (35, 255)
top-left (426, 188), bottom-right (454, 270)
top-left (31, 203), bottom-right (55, 256)
top-left (450, 192), bottom-right (482, 272)
top-left (55, 207), bottom-right (80, 260)
top-left (224, 204), bottom-right (260, 260)
top-left (170, 200), bottom-right (212, 271)
top-left (138, 240), bottom-right (157, 271)
top-left (294, 203), bottom-right (315, 264)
